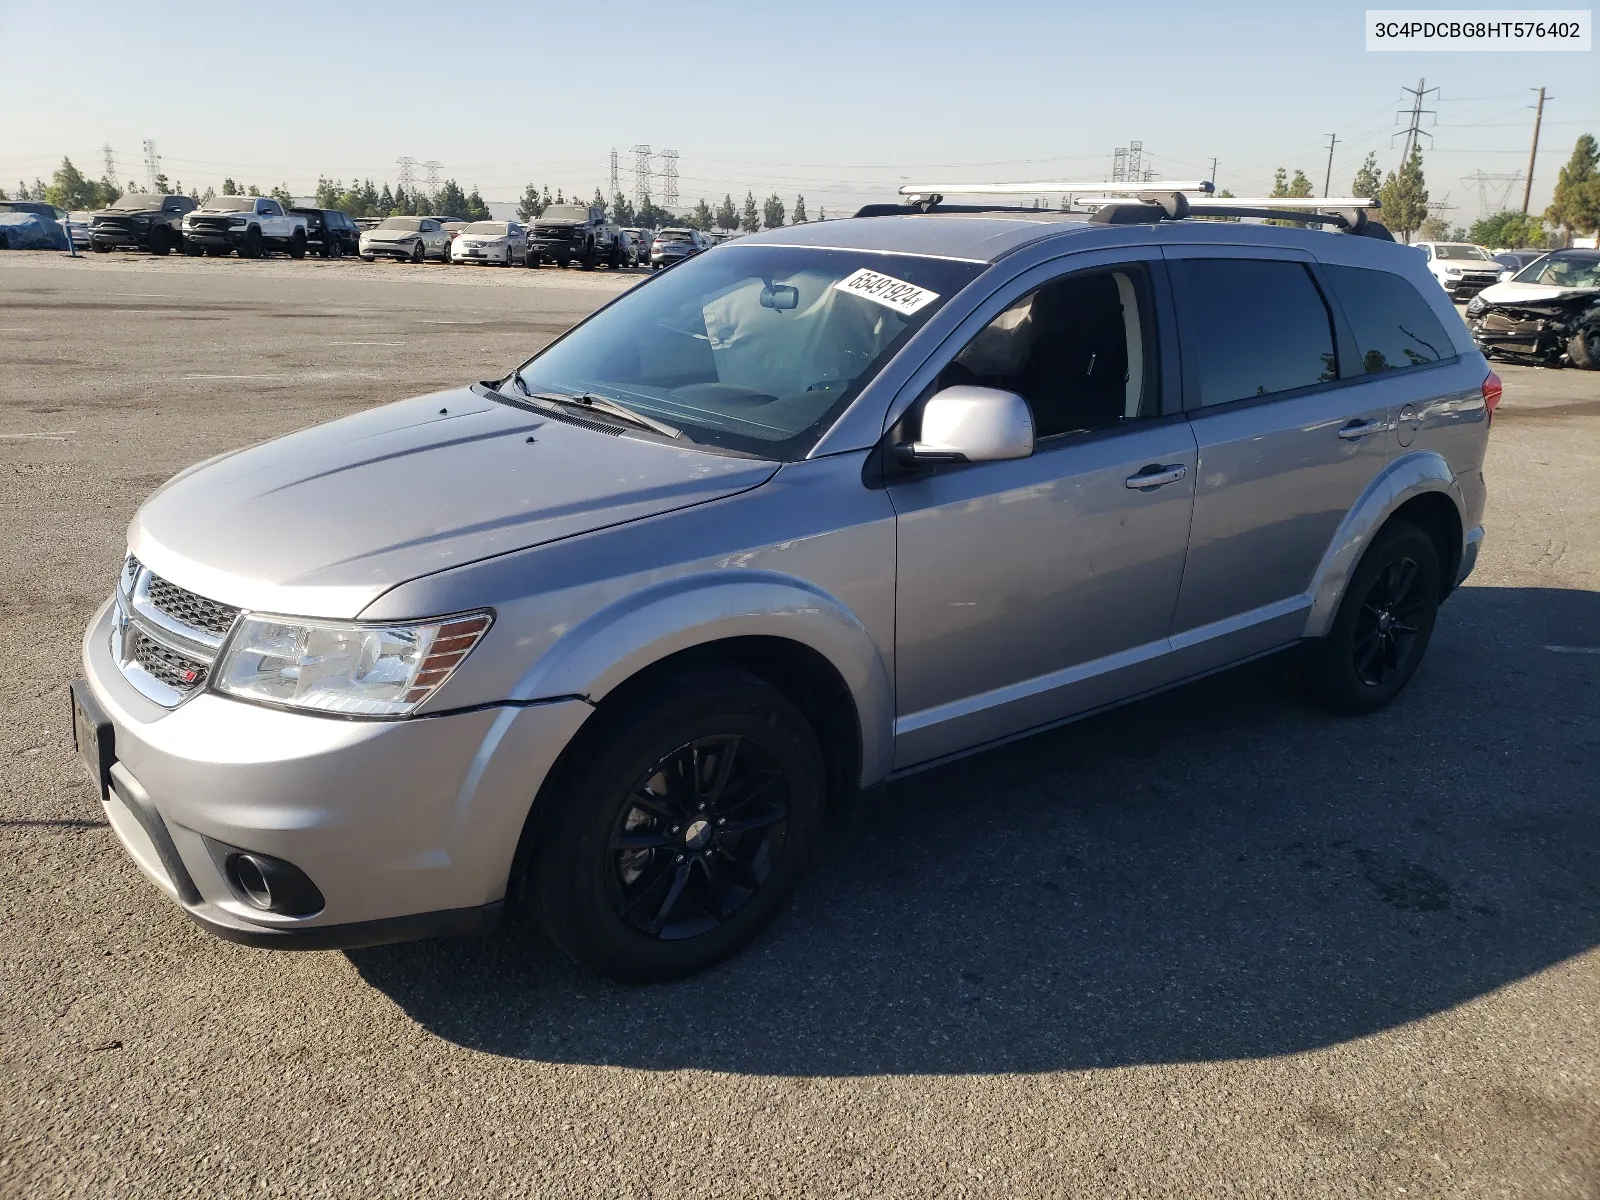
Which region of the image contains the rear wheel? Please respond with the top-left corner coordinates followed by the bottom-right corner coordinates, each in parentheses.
top-left (1568, 324), bottom-right (1600, 370)
top-left (526, 667), bottom-right (826, 982)
top-left (288, 229), bottom-right (307, 260)
top-left (1308, 520), bottom-right (1441, 714)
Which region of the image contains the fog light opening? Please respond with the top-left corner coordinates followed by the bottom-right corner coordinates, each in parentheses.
top-left (231, 854), bottom-right (273, 909)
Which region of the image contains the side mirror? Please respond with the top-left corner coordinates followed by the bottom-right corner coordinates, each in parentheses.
top-left (899, 386), bottom-right (1034, 466)
top-left (760, 283), bottom-right (799, 311)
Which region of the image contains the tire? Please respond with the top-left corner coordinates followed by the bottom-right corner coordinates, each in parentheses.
top-left (361, 254), bottom-right (375, 262)
top-left (1307, 519), bottom-right (1441, 715)
top-left (91, 240), bottom-right (112, 253)
top-left (239, 226), bottom-right (264, 259)
top-left (581, 243), bottom-right (595, 270)
top-left (184, 240), bottom-right (203, 256)
top-left (525, 251), bottom-right (539, 268)
top-left (1568, 324), bottom-right (1600, 370)
top-left (525, 665), bottom-right (827, 982)
top-left (558, 257), bottom-right (570, 269)
top-left (608, 244), bottom-right (621, 269)
top-left (147, 227), bottom-right (172, 256)
top-left (410, 241), bottom-right (425, 263)
top-left (319, 242), bottom-right (334, 259)
top-left (289, 229), bottom-right (307, 260)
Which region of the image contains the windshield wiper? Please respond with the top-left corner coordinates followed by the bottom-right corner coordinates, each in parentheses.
top-left (506, 373), bottom-right (682, 439)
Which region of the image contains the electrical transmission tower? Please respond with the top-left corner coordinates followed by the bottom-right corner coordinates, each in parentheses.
top-left (630, 145), bottom-right (651, 210)
top-left (1462, 170), bottom-right (1522, 217)
top-left (1393, 78), bottom-right (1438, 166)
top-left (396, 156), bottom-right (417, 194)
top-left (609, 148), bottom-right (619, 198)
top-left (659, 150), bottom-right (679, 207)
top-left (102, 144), bottom-right (116, 184)
top-left (142, 140), bottom-right (160, 190)
top-left (423, 160), bottom-right (441, 196)
top-left (1110, 141), bottom-right (1144, 183)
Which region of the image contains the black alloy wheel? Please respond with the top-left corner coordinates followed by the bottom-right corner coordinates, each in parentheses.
top-left (1350, 556), bottom-right (1429, 687)
top-left (607, 735), bottom-right (790, 941)
top-left (148, 227), bottom-right (172, 256)
top-left (526, 666), bottom-right (826, 981)
top-left (1309, 519), bottom-right (1440, 714)
top-left (240, 226), bottom-right (264, 258)
top-left (410, 240), bottom-right (425, 263)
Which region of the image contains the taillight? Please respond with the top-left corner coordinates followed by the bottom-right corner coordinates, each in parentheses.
top-left (1483, 370), bottom-right (1503, 422)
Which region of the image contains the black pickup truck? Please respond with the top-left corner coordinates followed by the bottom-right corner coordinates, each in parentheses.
top-left (89, 194), bottom-right (197, 255)
top-left (529, 203), bottom-right (626, 269)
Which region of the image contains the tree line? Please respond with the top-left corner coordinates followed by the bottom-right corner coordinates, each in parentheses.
top-left (516, 185), bottom-right (824, 231)
top-left (1268, 131), bottom-right (1599, 247)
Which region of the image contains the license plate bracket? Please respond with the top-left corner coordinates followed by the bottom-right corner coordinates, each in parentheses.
top-left (70, 679), bottom-right (115, 802)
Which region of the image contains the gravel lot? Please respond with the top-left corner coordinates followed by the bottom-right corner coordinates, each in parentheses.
top-left (1, 252), bottom-right (1596, 1198)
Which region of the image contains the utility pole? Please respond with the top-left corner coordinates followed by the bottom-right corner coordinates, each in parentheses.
top-left (630, 145), bottom-right (651, 211)
top-left (1522, 87), bottom-right (1549, 214)
top-left (1322, 134), bottom-right (1338, 197)
top-left (609, 148), bottom-right (619, 198)
top-left (1394, 78), bottom-right (1437, 166)
top-left (423, 160), bottom-right (441, 196)
top-left (142, 139), bottom-right (160, 191)
top-left (396, 157), bottom-right (416, 195)
top-left (1208, 157), bottom-right (1219, 190)
top-left (102, 143), bottom-right (116, 185)
top-left (658, 150), bottom-right (679, 208)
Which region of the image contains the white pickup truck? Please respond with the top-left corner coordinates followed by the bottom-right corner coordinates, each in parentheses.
top-left (181, 196), bottom-right (308, 258)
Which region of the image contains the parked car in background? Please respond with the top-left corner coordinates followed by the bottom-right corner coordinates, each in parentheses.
top-left (530, 203), bottom-right (625, 268)
top-left (621, 228), bottom-right (650, 265)
top-left (1467, 248), bottom-right (1600, 369)
top-left (66, 210), bottom-right (94, 249)
top-left (72, 200), bottom-right (1495, 982)
top-left (0, 201), bottom-right (72, 250)
top-left (1412, 242), bottom-right (1500, 301)
top-left (450, 221), bottom-right (531, 266)
top-left (649, 227), bottom-right (710, 269)
top-left (360, 216), bottom-right (452, 262)
top-left (182, 196), bottom-right (308, 259)
top-left (89, 194), bottom-right (197, 255)
top-left (422, 216), bottom-right (468, 259)
top-left (1492, 249), bottom-right (1547, 280)
top-left (292, 208), bottom-right (361, 258)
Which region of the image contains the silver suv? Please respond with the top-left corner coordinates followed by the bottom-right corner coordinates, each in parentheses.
top-left (74, 197), bottom-right (1495, 980)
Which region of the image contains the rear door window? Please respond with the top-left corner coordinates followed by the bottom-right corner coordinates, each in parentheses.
top-left (1323, 264), bottom-right (1455, 372)
top-left (1172, 259), bottom-right (1337, 407)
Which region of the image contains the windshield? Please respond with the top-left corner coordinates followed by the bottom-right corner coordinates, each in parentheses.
top-left (512, 245), bottom-right (984, 459)
top-left (1433, 244), bottom-right (1489, 261)
top-left (1512, 250), bottom-right (1600, 287)
top-left (110, 194), bottom-right (164, 210)
top-left (201, 197), bottom-right (257, 212)
top-left (376, 217), bottom-right (424, 232)
top-left (462, 222), bottom-right (508, 235)
top-left (539, 205), bottom-right (590, 222)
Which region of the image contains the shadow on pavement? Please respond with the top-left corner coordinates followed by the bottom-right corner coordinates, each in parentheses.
top-left (350, 585), bottom-right (1599, 1075)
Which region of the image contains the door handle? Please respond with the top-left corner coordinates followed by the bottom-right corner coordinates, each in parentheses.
top-left (1337, 418), bottom-right (1384, 440)
top-left (1125, 463), bottom-right (1188, 490)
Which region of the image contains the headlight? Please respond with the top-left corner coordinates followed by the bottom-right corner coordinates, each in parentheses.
top-left (1465, 296), bottom-right (1486, 316)
top-left (229, 216), bottom-right (248, 226)
top-left (1444, 267), bottom-right (1462, 276)
top-left (214, 611), bottom-right (492, 717)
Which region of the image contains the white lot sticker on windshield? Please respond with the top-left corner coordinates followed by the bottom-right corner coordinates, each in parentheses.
top-left (832, 268), bottom-right (939, 316)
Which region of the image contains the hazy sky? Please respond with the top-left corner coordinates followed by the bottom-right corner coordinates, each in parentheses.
top-left (2, 0), bottom-right (1595, 222)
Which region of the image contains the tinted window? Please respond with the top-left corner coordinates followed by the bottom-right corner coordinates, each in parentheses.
top-left (1324, 264), bottom-right (1454, 373)
top-left (1175, 259), bottom-right (1336, 406)
top-left (940, 267), bottom-right (1155, 439)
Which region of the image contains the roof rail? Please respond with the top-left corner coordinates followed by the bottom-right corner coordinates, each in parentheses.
top-left (897, 180), bottom-right (1215, 199)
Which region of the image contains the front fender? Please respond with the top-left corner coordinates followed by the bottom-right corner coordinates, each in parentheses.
top-left (511, 571), bottom-right (895, 787)
top-left (1302, 450), bottom-right (1463, 638)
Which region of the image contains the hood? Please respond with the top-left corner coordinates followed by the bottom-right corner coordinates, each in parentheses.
top-left (130, 387), bottom-right (778, 619)
top-left (364, 229), bottom-right (419, 241)
top-left (533, 220), bottom-right (581, 230)
top-left (1474, 280), bottom-right (1600, 309)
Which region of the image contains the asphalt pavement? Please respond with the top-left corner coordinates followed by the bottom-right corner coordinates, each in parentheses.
top-left (1, 252), bottom-right (1595, 1198)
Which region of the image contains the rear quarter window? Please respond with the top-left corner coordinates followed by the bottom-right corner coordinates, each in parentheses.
top-left (1323, 264), bottom-right (1456, 373)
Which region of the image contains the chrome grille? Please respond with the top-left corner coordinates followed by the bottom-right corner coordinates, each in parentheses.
top-left (147, 576), bottom-right (240, 638)
top-left (123, 555), bottom-right (142, 593)
top-left (127, 629), bottom-right (209, 693)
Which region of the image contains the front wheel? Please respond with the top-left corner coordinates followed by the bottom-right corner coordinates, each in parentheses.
top-left (1307, 520), bottom-right (1441, 714)
top-left (239, 226), bottom-right (264, 258)
top-left (525, 666), bottom-right (826, 982)
top-left (1568, 325), bottom-right (1600, 370)
top-left (184, 240), bottom-right (203, 256)
top-left (410, 241), bottom-right (425, 263)
top-left (147, 228), bottom-right (172, 256)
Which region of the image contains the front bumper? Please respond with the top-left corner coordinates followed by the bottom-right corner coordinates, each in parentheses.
top-left (183, 226), bottom-right (247, 247)
top-left (79, 598), bottom-right (593, 948)
top-left (361, 241), bottom-right (421, 258)
top-left (89, 228), bottom-right (148, 248)
top-left (453, 244), bottom-right (512, 263)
